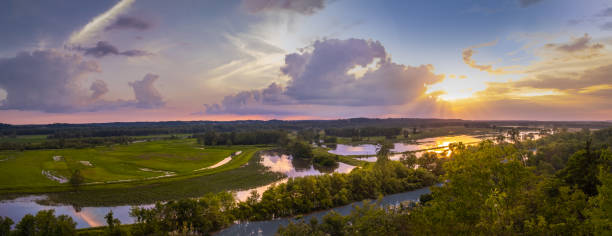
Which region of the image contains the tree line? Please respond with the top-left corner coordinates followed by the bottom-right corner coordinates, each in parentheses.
top-left (324, 127), bottom-right (402, 138)
top-left (193, 130), bottom-right (287, 146)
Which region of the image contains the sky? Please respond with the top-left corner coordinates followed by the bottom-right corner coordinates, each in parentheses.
top-left (0, 0), bottom-right (611, 124)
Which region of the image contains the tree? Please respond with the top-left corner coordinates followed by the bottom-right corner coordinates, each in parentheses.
top-left (69, 169), bottom-right (84, 189)
top-left (401, 153), bottom-right (417, 169)
top-left (105, 211), bottom-right (123, 236)
top-left (557, 140), bottom-right (608, 196)
top-left (0, 217), bottom-right (13, 236)
top-left (15, 214), bottom-right (35, 236)
top-left (376, 141), bottom-right (393, 164)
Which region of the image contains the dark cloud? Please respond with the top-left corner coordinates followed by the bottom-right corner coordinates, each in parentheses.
top-left (206, 38), bottom-right (444, 115)
top-left (0, 49), bottom-right (164, 112)
top-left (519, 0), bottom-right (544, 7)
top-left (90, 80), bottom-right (109, 100)
top-left (597, 7), bottom-right (612, 17)
top-left (0, 50), bottom-right (100, 112)
top-left (129, 74), bottom-right (165, 108)
top-left (243, 0), bottom-right (326, 15)
top-left (205, 83), bottom-right (295, 115)
top-left (105, 16), bottom-right (151, 31)
top-left (71, 41), bottom-right (153, 58)
top-left (601, 22), bottom-right (612, 31)
top-left (545, 34), bottom-right (604, 53)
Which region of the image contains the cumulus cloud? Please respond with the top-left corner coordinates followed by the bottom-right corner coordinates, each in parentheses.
top-left (104, 16), bottom-right (151, 31)
top-left (462, 40), bottom-right (507, 74)
top-left (243, 0), bottom-right (326, 14)
top-left (129, 73), bottom-right (165, 108)
top-left (90, 80), bottom-right (109, 100)
top-left (71, 41), bottom-right (152, 58)
top-left (206, 38), bottom-right (444, 115)
top-left (519, 0), bottom-right (544, 7)
top-left (545, 34), bottom-right (604, 53)
top-left (0, 49), bottom-right (164, 112)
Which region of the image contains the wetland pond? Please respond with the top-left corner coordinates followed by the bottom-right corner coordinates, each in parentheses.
top-left (330, 135), bottom-right (488, 162)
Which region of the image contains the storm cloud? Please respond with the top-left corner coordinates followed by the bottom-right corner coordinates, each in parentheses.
top-left (243, 0), bottom-right (326, 15)
top-left (206, 38), bottom-right (444, 115)
top-left (0, 50), bottom-right (99, 112)
top-left (0, 49), bottom-right (164, 112)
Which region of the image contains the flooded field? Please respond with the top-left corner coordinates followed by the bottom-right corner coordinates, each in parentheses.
top-left (235, 151), bottom-right (356, 201)
top-left (0, 151), bottom-right (356, 229)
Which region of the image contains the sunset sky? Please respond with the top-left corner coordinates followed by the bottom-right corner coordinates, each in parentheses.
top-left (1, 0), bottom-right (611, 124)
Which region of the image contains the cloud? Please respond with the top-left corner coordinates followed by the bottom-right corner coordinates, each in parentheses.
top-left (597, 7), bottom-right (612, 17)
top-left (519, 0), bottom-right (544, 7)
top-left (462, 40), bottom-right (507, 74)
top-left (0, 49), bottom-right (99, 112)
top-left (205, 83), bottom-right (295, 115)
top-left (206, 38), bottom-right (444, 115)
top-left (544, 34), bottom-right (604, 53)
top-left (104, 16), bottom-right (151, 31)
top-left (129, 73), bottom-right (165, 108)
top-left (0, 49), bottom-right (164, 112)
top-left (243, 0), bottom-right (326, 14)
top-left (90, 80), bottom-right (109, 100)
top-left (601, 22), bottom-right (612, 31)
top-left (513, 64), bottom-right (612, 93)
top-left (68, 0), bottom-right (136, 44)
top-left (71, 41), bottom-right (152, 58)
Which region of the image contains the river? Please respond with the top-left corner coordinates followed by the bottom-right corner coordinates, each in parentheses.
top-left (217, 186), bottom-right (432, 235)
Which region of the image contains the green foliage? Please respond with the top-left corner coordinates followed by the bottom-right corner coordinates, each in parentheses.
top-left (69, 170), bottom-right (84, 189)
top-left (0, 217), bottom-right (13, 236)
top-left (104, 211), bottom-right (126, 236)
top-left (12, 210), bottom-right (76, 236)
top-left (585, 165), bottom-right (612, 235)
top-left (194, 130), bottom-right (287, 146)
top-left (130, 192), bottom-right (235, 235)
top-left (233, 161), bottom-right (436, 221)
top-left (286, 141), bottom-right (314, 159)
top-left (557, 142), bottom-right (608, 196)
top-left (277, 201), bottom-right (412, 236)
top-left (288, 128), bottom-right (612, 235)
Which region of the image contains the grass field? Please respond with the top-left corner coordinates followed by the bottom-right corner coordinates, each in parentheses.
top-left (38, 150), bottom-right (284, 206)
top-left (0, 139), bottom-right (253, 190)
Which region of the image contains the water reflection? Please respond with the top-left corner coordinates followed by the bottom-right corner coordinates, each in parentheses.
top-left (329, 135), bottom-right (485, 157)
top-left (235, 152), bottom-right (356, 201)
top-left (0, 196), bottom-right (153, 229)
top-left (341, 135), bottom-right (490, 162)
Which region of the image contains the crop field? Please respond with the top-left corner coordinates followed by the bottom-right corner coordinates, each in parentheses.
top-left (0, 139), bottom-right (253, 190)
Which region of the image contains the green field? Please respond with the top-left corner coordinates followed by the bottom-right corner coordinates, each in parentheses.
top-left (0, 139), bottom-right (251, 190)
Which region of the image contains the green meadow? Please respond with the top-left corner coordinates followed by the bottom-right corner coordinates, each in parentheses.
top-left (0, 139), bottom-right (254, 191)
